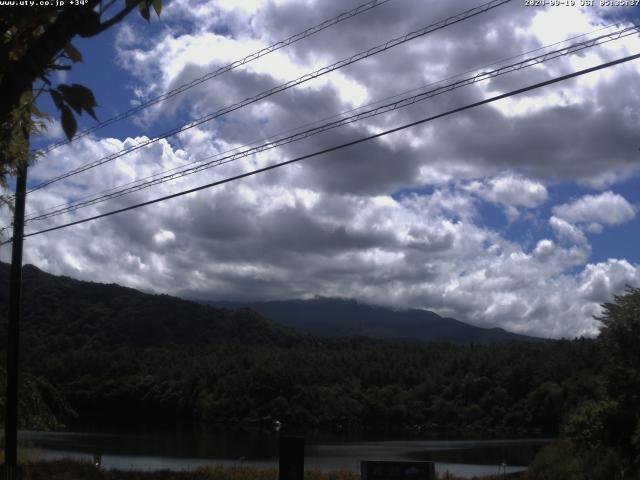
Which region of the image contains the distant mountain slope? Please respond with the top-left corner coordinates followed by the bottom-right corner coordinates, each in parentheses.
top-left (0, 263), bottom-right (298, 352)
top-left (210, 297), bottom-right (542, 344)
top-left (0, 262), bottom-right (538, 354)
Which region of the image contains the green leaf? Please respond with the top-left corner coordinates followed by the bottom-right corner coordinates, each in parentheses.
top-left (29, 103), bottom-right (48, 119)
top-left (139, 1), bottom-right (150, 21)
top-left (57, 84), bottom-right (98, 120)
top-left (152, 0), bottom-right (162, 16)
top-left (64, 42), bottom-right (83, 63)
top-left (60, 105), bottom-right (77, 140)
top-left (49, 90), bottom-right (64, 110)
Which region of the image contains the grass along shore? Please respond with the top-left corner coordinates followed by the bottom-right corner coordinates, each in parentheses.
top-left (2, 459), bottom-right (524, 480)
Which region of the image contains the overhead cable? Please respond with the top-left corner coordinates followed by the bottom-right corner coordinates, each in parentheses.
top-left (27, 0), bottom-right (512, 193)
top-left (38, 0), bottom-right (394, 154)
top-left (25, 21), bottom-right (625, 222)
top-left (5, 51), bottom-right (637, 244)
top-left (24, 24), bottom-right (639, 223)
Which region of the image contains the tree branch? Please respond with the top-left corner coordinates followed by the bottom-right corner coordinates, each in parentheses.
top-left (0, 0), bottom-right (141, 122)
top-left (101, 0), bottom-right (119, 15)
top-left (92, 0), bottom-right (144, 36)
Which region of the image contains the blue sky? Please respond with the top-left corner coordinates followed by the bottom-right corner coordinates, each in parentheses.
top-left (32, 27), bottom-right (152, 147)
top-left (3, 0), bottom-right (640, 338)
top-left (548, 179), bottom-right (640, 264)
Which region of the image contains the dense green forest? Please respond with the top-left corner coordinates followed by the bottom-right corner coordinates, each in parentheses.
top-left (0, 263), bottom-right (600, 436)
top-left (20, 339), bottom-right (600, 435)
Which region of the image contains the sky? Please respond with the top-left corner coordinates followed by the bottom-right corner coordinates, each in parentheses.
top-left (2, 0), bottom-right (640, 338)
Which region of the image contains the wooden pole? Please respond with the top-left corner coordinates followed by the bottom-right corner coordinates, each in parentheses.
top-left (4, 164), bottom-right (27, 470)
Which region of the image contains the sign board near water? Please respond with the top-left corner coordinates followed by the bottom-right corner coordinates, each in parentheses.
top-left (278, 435), bottom-right (304, 480)
top-left (361, 461), bottom-right (436, 480)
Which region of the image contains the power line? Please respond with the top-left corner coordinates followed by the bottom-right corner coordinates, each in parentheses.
top-left (7, 51), bottom-right (638, 244)
top-left (8, 10), bottom-right (616, 235)
top-left (26, 0), bottom-right (512, 194)
top-left (24, 21), bottom-right (626, 221)
top-left (23, 24), bottom-right (639, 223)
top-left (38, 0), bottom-right (394, 155)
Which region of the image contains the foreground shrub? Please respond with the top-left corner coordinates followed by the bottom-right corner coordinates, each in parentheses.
top-left (527, 440), bottom-right (623, 480)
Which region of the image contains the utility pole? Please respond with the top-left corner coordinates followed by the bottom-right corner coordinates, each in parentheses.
top-left (4, 162), bottom-right (27, 473)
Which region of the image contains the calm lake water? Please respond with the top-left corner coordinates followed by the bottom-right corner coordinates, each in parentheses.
top-left (18, 426), bottom-right (551, 478)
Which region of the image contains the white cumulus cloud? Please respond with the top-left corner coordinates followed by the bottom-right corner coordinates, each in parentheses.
top-left (553, 191), bottom-right (636, 227)
top-left (3, 0), bottom-right (640, 341)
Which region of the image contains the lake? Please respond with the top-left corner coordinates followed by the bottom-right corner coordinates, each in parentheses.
top-left (18, 426), bottom-right (551, 478)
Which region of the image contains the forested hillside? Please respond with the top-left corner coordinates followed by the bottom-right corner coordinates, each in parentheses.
top-left (0, 263), bottom-right (538, 349)
top-left (0, 263), bottom-right (299, 351)
top-left (0, 263), bottom-right (600, 437)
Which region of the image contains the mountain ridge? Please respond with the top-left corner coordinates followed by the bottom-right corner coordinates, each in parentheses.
top-left (0, 262), bottom-right (540, 349)
top-left (0, 262), bottom-right (299, 352)
top-left (208, 296), bottom-right (543, 344)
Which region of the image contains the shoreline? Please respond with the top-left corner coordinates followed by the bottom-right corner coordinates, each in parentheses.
top-left (16, 447), bottom-right (530, 480)
top-left (13, 428), bottom-right (544, 479)
top-left (3, 459), bottom-right (526, 480)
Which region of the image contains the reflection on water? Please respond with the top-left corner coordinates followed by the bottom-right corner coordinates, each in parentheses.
top-left (18, 426), bottom-right (551, 479)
